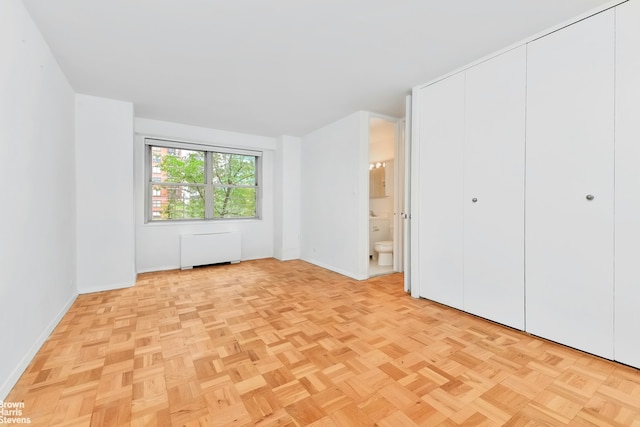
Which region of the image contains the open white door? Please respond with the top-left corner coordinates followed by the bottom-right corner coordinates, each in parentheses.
top-left (393, 122), bottom-right (404, 274)
top-left (402, 95), bottom-right (412, 293)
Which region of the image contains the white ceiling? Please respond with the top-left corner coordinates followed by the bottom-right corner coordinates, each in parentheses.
top-left (23, 0), bottom-right (613, 138)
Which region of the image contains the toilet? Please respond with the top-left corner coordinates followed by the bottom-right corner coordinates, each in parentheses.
top-left (374, 240), bottom-right (393, 266)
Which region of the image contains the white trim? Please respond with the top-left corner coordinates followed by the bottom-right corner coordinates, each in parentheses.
top-left (135, 254), bottom-right (274, 274)
top-left (366, 112), bottom-right (404, 280)
top-left (137, 265), bottom-right (180, 274)
top-left (145, 137), bottom-right (263, 157)
top-left (359, 112), bottom-right (371, 280)
top-left (301, 257), bottom-right (369, 281)
top-left (277, 249), bottom-right (301, 262)
top-left (393, 121), bottom-right (403, 274)
top-left (410, 88), bottom-right (421, 299)
top-left (145, 141), bottom-right (261, 222)
top-left (368, 112), bottom-right (401, 122)
top-left (77, 276), bottom-right (137, 295)
top-left (403, 94), bottom-right (412, 294)
top-left (0, 292), bottom-right (77, 399)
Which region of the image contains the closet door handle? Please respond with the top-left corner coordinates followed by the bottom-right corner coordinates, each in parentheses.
top-left (471, 197), bottom-right (478, 203)
top-left (586, 194), bottom-right (595, 201)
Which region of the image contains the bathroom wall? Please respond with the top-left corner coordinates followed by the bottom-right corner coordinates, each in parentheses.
top-left (369, 161), bottom-right (395, 218)
top-left (370, 117), bottom-right (396, 163)
top-left (369, 117), bottom-right (396, 225)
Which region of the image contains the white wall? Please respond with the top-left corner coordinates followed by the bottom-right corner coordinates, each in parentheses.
top-left (300, 112), bottom-right (369, 279)
top-left (274, 136), bottom-right (302, 261)
top-left (135, 118), bottom-right (276, 272)
top-left (0, 0), bottom-right (77, 398)
top-left (75, 94), bottom-right (136, 293)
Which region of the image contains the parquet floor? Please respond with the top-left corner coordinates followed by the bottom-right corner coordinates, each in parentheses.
top-left (6, 259), bottom-right (640, 426)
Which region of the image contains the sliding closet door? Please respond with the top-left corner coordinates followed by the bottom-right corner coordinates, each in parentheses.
top-left (526, 10), bottom-right (614, 358)
top-left (615, 0), bottom-right (640, 369)
top-left (463, 47), bottom-right (526, 330)
top-left (416, 73), bottom-right (464, 309)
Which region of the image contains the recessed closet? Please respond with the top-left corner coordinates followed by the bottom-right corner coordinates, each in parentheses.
top-left (411, 0), bottom-right (640, 369)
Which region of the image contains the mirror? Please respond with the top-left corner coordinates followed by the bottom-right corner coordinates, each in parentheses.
top-left (370, 166), bottom-right (385, 198)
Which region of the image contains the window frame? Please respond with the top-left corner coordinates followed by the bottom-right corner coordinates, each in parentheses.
top-left (145, 138), bottom-right (262, 223)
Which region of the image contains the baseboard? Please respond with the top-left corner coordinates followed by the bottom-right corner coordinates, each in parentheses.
top-left (136, 256), bottom-right (271, 274)
top-left (275, 249), bottom-right (301, 261)
top-left (77, 275), bottom-right (138, 295)
top-left (0, 291), bottom-right (77, 399)
top-left (300, 257), bottom-right (368, 281)
top-left (136, 265), bottom-right (180, 274)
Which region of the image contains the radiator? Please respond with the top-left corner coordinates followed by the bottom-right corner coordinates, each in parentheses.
top-left (180, 232), bottom-right (241, 269)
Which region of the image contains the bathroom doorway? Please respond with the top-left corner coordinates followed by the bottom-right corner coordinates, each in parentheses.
top-left (368, 115), bottom-right (403, 277)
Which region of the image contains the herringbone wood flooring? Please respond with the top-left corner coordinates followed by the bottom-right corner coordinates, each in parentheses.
top-left (7, 259), bottom-right (640, 426)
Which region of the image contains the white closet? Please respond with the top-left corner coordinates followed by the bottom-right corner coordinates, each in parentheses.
top-left (525, 9), bottom-right (615, 360)
top-left (463, 47), bottom-right (525, 330)
top-left (614, 0), bottom-right (640, 368)
top-left (416, 73), bottom-right (465, 310)
top-left (413, 0), bottom-right (640, 368)
top-left (415, 48), bottom-right (525, 327)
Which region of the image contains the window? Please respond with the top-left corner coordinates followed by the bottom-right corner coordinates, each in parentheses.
top-left (146, 139), bottom-right (261, 222)
top-left (212, 152), bottom-right (258, 219)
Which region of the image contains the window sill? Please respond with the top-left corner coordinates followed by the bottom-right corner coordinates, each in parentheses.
top-left (143, 217), bottom-right (262, 226)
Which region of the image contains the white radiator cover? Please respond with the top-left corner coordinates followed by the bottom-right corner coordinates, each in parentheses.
top-left (180, 232), bottom-right (241, 269)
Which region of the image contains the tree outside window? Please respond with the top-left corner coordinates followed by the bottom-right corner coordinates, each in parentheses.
top-left (147, 142), bottom-right (259, 221)
top-left (212, 153), bottom-right (257, 218)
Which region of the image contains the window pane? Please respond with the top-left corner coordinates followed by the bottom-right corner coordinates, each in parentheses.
top-left (151, 185), bottom-right (205, 220)
top-left (147, 142), bottom-right (262, 222)
top-left (153, 146), bottom-right (205, 184)
top-left (212, 153), bottom-right (256, 185)
top-left (214, 187), bottom-right (256, 218)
